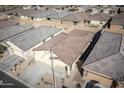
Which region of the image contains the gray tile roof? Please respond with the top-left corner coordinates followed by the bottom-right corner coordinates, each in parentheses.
top-left (47, 10), bottom-right (71, 19)
top-left (0, 25), bottom-right (34, 41)
top-left (83, 53), bottom-right (124, 81)
top-left (82, 31), bottom-right (124, 81)
top-left (33, 9), bottom-right (57, 18)
top-left (8, 26), bottom-right (62, 51)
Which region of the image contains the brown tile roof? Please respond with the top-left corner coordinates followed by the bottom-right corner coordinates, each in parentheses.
top-left (87, 13), bottom-right (110, 21)
top-left (0, 19), bottom-right (18, 30)
top-left (111, 13), bottom-right (124, 25)
top-left (33, 32), bottom-right (67, 51)
top-left (0, 13), bottom-right (8, 21)
top-left (62, 12), bottom-right (89, 22)
top-left (34, 30), bottom-right (95, 67)
top-left (3, 8), bottom-right (43, 17)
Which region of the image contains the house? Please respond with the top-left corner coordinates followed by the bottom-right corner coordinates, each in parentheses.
top-left (43, 5), bottom-right (66, 11)
top-left (46, 10), bottom-right (71, 20)
top-left (46, 10), bottom-right (71, 23)
top-left (86, 12), bottom-right (110, 27)
top-left (110, 13), bottom-right (124, 30)
top-left (61, 11), bottom-right (89, 25)
top-left (3, 8), bottom-right (57, 21)
top-left (78, 5), bottom-right (101, 14)
top-left (4, 9), bottom-right (44, 20)
top-left (79, 31), bottom-right (124, 87)
top-left (3, 26), bottom-right (62, 58)
top-left (76, 5), bottom-right (93, 12)
top-left (33, 29), bottom-right (95, 76)
top-left (30, 9), bottom-right (58, 21)
top-left (103, 6), bottom-right (119, 14)
top-left (42, 5), bottom-right (75, 11)
top-left (22, 5), bottom-right (33, 9)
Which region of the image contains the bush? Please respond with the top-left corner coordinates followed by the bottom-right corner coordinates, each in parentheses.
top-left (0, 44), bottom-right (7, 54)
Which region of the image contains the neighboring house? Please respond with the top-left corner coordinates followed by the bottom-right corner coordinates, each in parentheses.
top-left (46, 10), bottom-right (71, 23)
top-left (103, 6), bottom-right (119, 14)
top-left (22, 5), bottom-right (33, 9)
top-left (89, 6), bottom-right (103, 14)
top-left (120, 7), bottom-right (124, 13)
top-left (86, 13), bottom-right (110, 27)
top-left (61, 11), bottom-right (89, 25)
top-left (79, 31), bottom-right (124, 87)
top-left (33, 29), bottom-right (95, 76)
top-left (43, 5), bottom-right (66, 11)
top-left (3, 8), bottom-right (57, 21)
top-left (42, 5), bottom-right (76, 11)
top-left (78, 5), bottom-right (102, 14)
top-left (110, 13), bottom-right (124, 30)
top-left (77, 5), bottom-right (94, 12)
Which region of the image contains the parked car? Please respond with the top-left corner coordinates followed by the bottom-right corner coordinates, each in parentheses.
top-left (82, 80), bottom-right (106, 88)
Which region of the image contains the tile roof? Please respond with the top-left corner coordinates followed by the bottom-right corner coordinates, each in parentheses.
top-left (7, 26), bottom-right (62, 51)
top-left (0, 19), bottom-right (18, 30)
top-left (111, 13), bottom-right (124, 25)
top-left (43, 5), bottom-right (66, 9)
top-left (34, 29), bottom-right (95, 67)
top-left (0, 25), bottom-right (34, 42)
top-left (82, 31), bottom-right (124, 81)
top-left (79, 5), bottom-right (96, 10)
top-left (62, 12), bottom-right (89, 22)
top-left (47, 10), bottom-right (71, 19)
top-left (3, 8), bottom-right (57, 18)
top-left (103, 6), bottom-right (119, 11)
top-left (87, 12), bottom-right (110, 21)
top-left (33, 32), bottom-right (67, 51)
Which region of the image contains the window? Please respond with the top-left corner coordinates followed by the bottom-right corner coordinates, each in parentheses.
top-left (47, 18), bottom-right (50, 21)
top-left (74, 21), bottom-right (78, 25)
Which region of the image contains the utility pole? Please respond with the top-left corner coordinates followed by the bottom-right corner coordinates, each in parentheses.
top-left (50, 48), bottom-right (56, 88)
